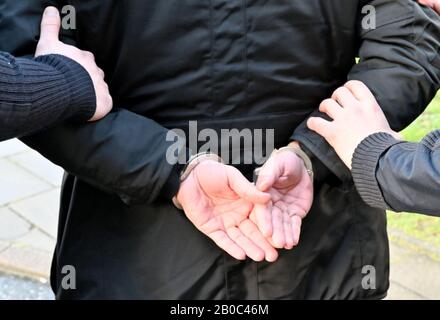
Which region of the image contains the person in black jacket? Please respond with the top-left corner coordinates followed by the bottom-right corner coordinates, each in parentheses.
top-left (0, 7), bottom-right (112, 141)
top-left (308, 80), bottom-right (440, 216)
top-left (1, 0), bottom-right (440, 300)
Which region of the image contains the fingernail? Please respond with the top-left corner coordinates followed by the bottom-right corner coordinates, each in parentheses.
top-left (45, 7), bottom-right (59, 17)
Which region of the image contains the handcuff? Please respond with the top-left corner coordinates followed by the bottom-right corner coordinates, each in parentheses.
top-left (254, 145), bottom-right (314, 184)
top-left (172, 146), bottom-right (314, 210)
top-left (172, 152), bottom-right (224, 210)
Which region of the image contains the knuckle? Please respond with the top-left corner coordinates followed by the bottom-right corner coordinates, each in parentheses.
top-left (345, 80), bottom-right (361, 88)
top-left (84, 51), bottom-right (95, 59)
top-left (333, 87), bottom-right (343, 96)
top-left (334, 86), bottom-right (347, 96)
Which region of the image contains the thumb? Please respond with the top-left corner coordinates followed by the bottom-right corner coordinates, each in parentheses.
top-left (227, 167), bottom-right (270, 204)
top-left (39, 7), bottom-right (61, 43)
top-left (256, 159), bottom-right (278, 192)
top-left (434, 1), bottom-right (440, 14)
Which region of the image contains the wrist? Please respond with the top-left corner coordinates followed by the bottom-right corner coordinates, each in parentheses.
top-left (172, 152), bottom-right (224, 210)
top-left (35, 54), bottom-right (96, 122)
top-left (279, 143), bottom-right (314, 180)
top-left (254, 142), bottom-right (314, 184)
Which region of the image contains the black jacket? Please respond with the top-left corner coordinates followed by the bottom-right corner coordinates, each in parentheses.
top-left (352, 131), bottom-right (440, 216)
top-left (1, 0), bottom-right (439, 299)
top-left (0, 52), bottom-right (95, 141)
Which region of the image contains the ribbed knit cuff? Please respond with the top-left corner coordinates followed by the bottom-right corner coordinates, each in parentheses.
top-left (421, 130), bottom-right (440, 150)
top-left (352, 132), bottom-right (403, 209)
top-left (35, 54), bottom-right (96, 122)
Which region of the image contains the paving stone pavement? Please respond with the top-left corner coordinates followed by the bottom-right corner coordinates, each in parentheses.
top-left (0, 272), bottom-right (53, 300)
top-left (0, 139), bottom-right (60, 280)
top-left (0, 139), bottom-right (439, 300)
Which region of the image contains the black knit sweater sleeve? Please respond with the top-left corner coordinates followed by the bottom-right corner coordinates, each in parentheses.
top-left (0, 52), bottom-right (96, 141)
top-left (352, 130), bottom-right (440, 216)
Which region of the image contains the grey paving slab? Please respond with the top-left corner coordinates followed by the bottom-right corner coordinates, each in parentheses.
top-left (9, 189), bottom-right (60, 238)
top-left (388, 242), bottom-right (440, 300)
top-left (386, 280), bottom-right (425, 300)
top-left (0, 139), bottom-right (28, 158)
top-left (0, 159), bottom-right (52, 206)
top-left (0, 241), bottom-right (9, 253)
top-left (0, 245), bottom-right (52, 279)
top-left (0, 207), bottom-right (31, 241)
top-left (10, 150), bottom-right (64, 187)
top-left (16, 229), bottom-right (56, 253)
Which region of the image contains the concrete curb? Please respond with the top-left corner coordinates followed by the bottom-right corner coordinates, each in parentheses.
top-left (0, 243), bottom-right (51, 281)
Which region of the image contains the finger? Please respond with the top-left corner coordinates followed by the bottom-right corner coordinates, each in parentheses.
top-left (209, 230), bottom-right (246, 261)
top-left (98, 68), bottom-right (105, 79)
top-left (418, 0), bottom-right (432, 6)
top-left (283, 212), bottom-right (295, 250)
top-left (307, 117), bottom-right (334, 139)
top-left (331, 86), bottom-right (358, 108)
top-left (227, 167), bottom-right (270, 204)
top-left (40, 7), bottom-right (61, 43)
top-left (291, 215), bottom-right (303, 246)
top-left (239, 220), bottom-right (279, 262)
top-left (319, 98), bottom-right (343, 119)
top-left (255, 159), bottom-right (278, 192)
top-left (434, 1), bottom-right (440, 14)
top-left (271, 206), bottom-right (285, 249)
top-left (227, 227), bottom-right (265, 262)
top-left (344, 80), bottom-right (376, 102)
top-left (419, 0), bottom-right (435, 7)
top-left (84, 51), bottom-right (96, 61)
top-left (253, 202), bottom-right (273, 238)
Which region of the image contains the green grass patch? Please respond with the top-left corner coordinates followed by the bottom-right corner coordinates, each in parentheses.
top-left (401, 93), bottom-right (440, 142)
top-left (388, 211), bottom-right (440, 248)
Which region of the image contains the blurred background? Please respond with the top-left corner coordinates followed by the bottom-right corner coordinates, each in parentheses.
top-left (0, 93), bottom-right (439, 300)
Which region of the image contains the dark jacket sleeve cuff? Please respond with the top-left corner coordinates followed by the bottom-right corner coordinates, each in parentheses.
top-left (160, 162), bottom-right (184, 201)
top-left (35, 54), bottom-right (96, 122)
top-left (351, 132), bottom-right (404, 210)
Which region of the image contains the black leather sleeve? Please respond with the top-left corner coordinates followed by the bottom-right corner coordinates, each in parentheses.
top-left (352, 130), bottom-right (440, 216)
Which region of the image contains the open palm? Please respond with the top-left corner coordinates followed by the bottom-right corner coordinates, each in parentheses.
top-left (177, 160), bottom-right (278, 262)
top-left (251, 152), bottom-right (313, 249)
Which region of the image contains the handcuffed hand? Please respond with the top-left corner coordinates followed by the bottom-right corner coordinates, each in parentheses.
top-left (176, 160), bottom-right (279, 262)
top-left (176, 147), bottom-right (314, 262)
top-left (251, 144), bottom-right (313, 250)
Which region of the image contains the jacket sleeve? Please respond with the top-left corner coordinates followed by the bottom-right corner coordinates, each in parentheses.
top-left (0, 52), bottom-right (96, 141)
top-left (0, 0), bottom-right (184, 204)
top-left (291, 0), bottom-right (440, 183)
top-left (22, 111), bottom-right (184, 204)
top-left (351, 131), bottom-right (440, 216)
